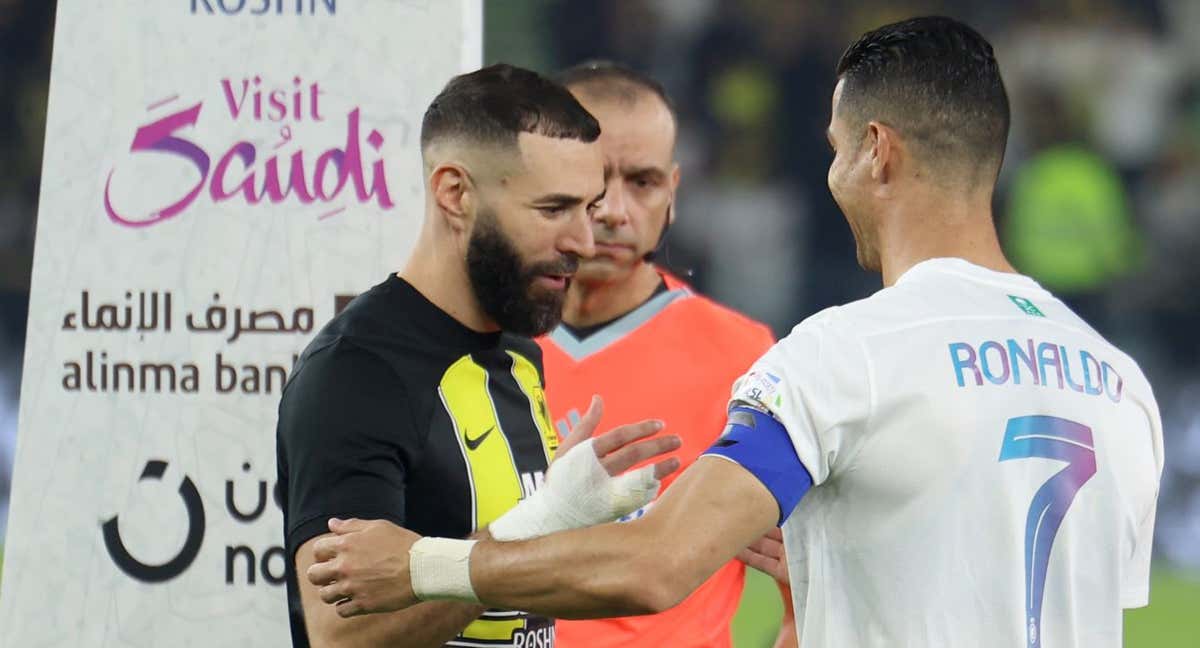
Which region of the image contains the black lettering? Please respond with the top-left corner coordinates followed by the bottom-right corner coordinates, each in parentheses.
top-left (240, 364), bottom-right (260, 393)
top-left (265, 364), bottom-right (287, 394)
top-left (216, 353), bottom-right (237, 393)
top-left (86, 350), bottom-right (97, 391)
top-left (226, 477), bottom-right (268, 522)
top-left (63, 361), bottom-right (80, 391)
top-left (217, 0), bottom-right (247, 13)
top-left (113, 362), bottom-right (135, 391)
top-left (180, 364), bottom-right (199, 393)
top-left (225, 545), bottom-right (256, 584)
top-left (261, 546), bottom-right (287, 585)
top-left (141, 362), bottom-right (177, 392)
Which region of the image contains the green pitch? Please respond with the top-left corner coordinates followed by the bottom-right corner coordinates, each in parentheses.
top-left (733, 568), bottom-right (1200, 647)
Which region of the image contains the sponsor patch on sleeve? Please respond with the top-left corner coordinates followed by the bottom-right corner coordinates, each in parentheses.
top-left (735, 369), bottom-right (784, 411)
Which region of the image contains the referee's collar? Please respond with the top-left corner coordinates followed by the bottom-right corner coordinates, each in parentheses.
top-left (546, 285), bottom-right (691, 361)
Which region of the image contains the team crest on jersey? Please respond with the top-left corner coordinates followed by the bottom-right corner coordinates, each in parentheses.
top-left (1008, 294), bottom-right (1045, 317)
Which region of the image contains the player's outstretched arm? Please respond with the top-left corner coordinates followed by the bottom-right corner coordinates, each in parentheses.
top-left (310, 455), bottom-right (779, 620)
top-left (469, 456), bottom-right (778, 617)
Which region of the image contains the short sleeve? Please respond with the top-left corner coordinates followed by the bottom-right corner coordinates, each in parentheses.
top-left (277, 341), bottom-right (419, 556)
top-left (1121, 501), bottom-right (1155, 608)
top-left (728, 313), bottom-right (872, 486)
top-left (1122, 399), bottom-right (1164, 609)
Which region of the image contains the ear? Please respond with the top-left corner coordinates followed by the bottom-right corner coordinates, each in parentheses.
top-left (866, 121), bottom-right (896, 186)
top-left (668, 163), bottom-right (681, 225)
top-left (429, 163), bottom-right (473, 233)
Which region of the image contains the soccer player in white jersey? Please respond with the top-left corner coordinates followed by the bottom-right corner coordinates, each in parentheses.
top-left (306, 16), bottom-right (1163, 648)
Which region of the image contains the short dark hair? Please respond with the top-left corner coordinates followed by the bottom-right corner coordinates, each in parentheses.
top-left (420, 63), bottom-right (601, 151)
top-left (555, 60), bottom-right (677, 124)
top-left (835, 16), bottom-right (1010, 176)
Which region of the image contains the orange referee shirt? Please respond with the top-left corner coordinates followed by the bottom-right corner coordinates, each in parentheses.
top-left (538, 271), bottom-right (775, 648)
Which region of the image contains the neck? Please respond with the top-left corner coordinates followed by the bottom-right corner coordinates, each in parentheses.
top-left (563, 262), bottom-right (662, 328)
top-left (399, 219), bottom-right (499, 333)
top-left (876, 186), bottom-right (1016, 287)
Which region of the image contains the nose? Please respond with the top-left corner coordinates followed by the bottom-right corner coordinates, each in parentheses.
top-left (593, 179), bottom-right (628, 229)
top-left (559, 206), bottom-right (596, 260)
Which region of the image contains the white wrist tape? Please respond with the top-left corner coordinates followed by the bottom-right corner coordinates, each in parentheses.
top-left (409, 537), bottom-right (479, 602)
top-left (489, 437), bottom-right (660, 542)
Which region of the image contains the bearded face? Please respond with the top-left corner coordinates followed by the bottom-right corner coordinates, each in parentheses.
top-left (466, 206), bottom-right (579, 337)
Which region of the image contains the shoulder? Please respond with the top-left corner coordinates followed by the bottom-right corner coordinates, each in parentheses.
top-left (783, 282), bottom-right (929, 347)
top-left (282, 338), bottom-right (407, 411)
top-left (766, 297), bottom-right (894, 372)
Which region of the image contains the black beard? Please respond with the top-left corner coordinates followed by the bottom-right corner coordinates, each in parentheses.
top-left (466, 211), bottom-right (578, 337)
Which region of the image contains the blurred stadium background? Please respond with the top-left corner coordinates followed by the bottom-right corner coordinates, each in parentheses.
top-left (1, 1), bottom-right (1198, 645)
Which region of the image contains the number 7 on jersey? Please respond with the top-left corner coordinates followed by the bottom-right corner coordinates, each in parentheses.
top-left (999, 415), bottom-right (1097, 648)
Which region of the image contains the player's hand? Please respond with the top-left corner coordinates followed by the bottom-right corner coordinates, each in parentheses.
top-left (739, 527), bottom-right (789, 586)
top-left (488, 395), bottom-right (681, 542)
top-left (306, 518), bottom-right (421, 617)
top-left (556, 394), bottom-right (682, 480)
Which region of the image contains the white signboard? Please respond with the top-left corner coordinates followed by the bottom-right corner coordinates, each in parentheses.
top-left (0, 1), bottom-right (480, 644)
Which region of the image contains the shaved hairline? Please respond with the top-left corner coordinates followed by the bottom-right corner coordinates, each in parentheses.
top-left (422, 137), bottom-right (525, 185)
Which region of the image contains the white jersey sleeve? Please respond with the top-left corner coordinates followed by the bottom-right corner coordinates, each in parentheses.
top-left (729, 311), bottom-right (871, 487)
top-left (1121, 495), bottom-right (1155, 608)
top-left (1121, 392), bottom-right (1164, 609)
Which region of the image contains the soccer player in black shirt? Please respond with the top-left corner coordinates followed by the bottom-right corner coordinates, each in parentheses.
top-left (277, 64), bottom-right (682, 648)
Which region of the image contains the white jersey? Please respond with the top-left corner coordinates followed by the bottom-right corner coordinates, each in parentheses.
top-left (731, 258), bottom-right (1162, 648)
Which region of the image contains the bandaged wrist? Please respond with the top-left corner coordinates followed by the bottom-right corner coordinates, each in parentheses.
top-left (409, 537), bottom-right (479, 602)
top-left (489, 437), bottom-right (660, 542)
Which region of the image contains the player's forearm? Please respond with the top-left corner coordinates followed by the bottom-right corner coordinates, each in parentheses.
top-left (470, 518), bottom-right (682, 618)
top-left (304, 529), bottom-right (490, 647)
top-left (467, 458), bottom-right (779, 619)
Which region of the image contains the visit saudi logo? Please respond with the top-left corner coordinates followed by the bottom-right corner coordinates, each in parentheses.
top-left (1008, 295), bottom-right (1045, 317)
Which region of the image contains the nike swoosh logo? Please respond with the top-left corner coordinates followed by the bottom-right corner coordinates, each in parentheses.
top-left (464, 426), bottom-right (495, 451)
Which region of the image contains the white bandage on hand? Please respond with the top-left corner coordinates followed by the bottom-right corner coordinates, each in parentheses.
top-left (409, 537), bottom-right (479, 602)
top-left (488, 438), bottom-right (660, 542)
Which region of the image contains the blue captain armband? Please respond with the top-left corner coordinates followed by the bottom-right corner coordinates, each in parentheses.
top-left (703, 404), bottom-right (812, 525)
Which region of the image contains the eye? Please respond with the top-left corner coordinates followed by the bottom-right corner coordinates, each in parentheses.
top-left (630, 175), bottom-right (656, 189)
top-left (539, 205), bottom-right (567, 218)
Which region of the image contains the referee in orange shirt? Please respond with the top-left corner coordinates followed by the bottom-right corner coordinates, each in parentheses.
top-left (538, 61), bottom-right (796, 648)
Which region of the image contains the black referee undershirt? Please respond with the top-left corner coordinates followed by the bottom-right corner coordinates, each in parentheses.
top-left (560, 278), bottom-right (668, 340)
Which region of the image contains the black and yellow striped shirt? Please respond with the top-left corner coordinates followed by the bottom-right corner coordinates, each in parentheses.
top-left (278, 274), bottom-right (558, 648)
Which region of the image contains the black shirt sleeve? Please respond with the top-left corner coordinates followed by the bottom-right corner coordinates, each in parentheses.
top-left (277, 338), bottom-right (420, 558)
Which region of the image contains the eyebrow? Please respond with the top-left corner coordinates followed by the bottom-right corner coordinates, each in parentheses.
top-left (622, 165), bottom-right (668, 180)
top-left (531, 193), bottom-right (585, 208)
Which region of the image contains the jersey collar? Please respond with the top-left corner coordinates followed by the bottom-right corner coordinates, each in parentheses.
top-left (895, 257), bottom-right (1049, 294)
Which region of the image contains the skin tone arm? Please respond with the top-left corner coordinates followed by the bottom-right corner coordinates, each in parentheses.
top-left (297, 530), bottom-right (490, 648)
top-left (298, 396), bottom-right (682, 646)
top-left (309, 455), bottom-right (781, 621)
